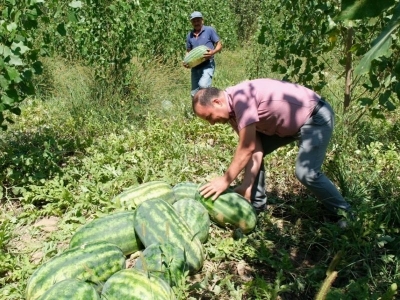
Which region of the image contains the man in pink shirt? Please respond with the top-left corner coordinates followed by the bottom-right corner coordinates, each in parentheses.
top-left (193, 78), bottom-right (352, 220)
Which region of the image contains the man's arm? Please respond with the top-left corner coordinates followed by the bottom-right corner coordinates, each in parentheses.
top-left (234, 135), bottom-right (263, 200)
top-left (203, 41), bottom-right (222, 59)
top-left (199, 123), bottom-right (257, 200)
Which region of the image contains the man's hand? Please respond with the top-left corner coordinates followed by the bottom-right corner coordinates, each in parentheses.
top-left (182, 61), bottom-right (190, 68)
top-left (199, 176), bottom-right (230, 201)
top-left (203, 49), bottom-right (214, 60)
top-left (233, 184), bottom-right (252, 202)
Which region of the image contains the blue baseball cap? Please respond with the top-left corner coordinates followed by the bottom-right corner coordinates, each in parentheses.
top-left (190, 11), bottom-right (203, 20)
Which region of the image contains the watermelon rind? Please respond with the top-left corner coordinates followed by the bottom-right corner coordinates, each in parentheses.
top-left (26, 241), bottom-right (125, 300)
top-left (111, 180), bottom-right (176, 209)
top-left (173, 198), bottom-right (210, 243)
top-left (172, 182), bottom-right (200, 201)
top-left (183, 45), bottom-right (209, 68)
top-left (69, 211), bottom-right (143, 256)
top-left (101, 268), bottom-right (175, 300)
top-left (195, 188), bottom-right (257, 234)
top-left (134, 242), bottom-right (188, 286)
top-left (36, 278), bottom-right (100, 300)
top-left (133, 198), bottom-right (204, 274)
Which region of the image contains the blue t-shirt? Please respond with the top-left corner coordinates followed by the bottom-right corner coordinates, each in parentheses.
top-left (186, 26), bottom-right (220, 52)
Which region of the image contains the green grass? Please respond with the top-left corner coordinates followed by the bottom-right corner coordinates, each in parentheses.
top-left (1, 48), bottom-right (400, 300)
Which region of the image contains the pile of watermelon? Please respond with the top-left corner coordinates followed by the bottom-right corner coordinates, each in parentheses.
top-left (26, 181), bottom-right (258, 300)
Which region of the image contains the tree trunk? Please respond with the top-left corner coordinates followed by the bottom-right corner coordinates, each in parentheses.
top-left (344, 27), bottom-right (354, 112)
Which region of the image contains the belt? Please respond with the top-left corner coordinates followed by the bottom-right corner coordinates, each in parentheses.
top-left (311, 99), bottom-right (325, 116)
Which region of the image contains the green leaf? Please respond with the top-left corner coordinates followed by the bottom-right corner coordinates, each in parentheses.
top-left (377, 91), bottom-right (396, 111)
top-left (354, 21), bottom-right (400, 76)
top-left (0, 75), bottom-right (9, 90)
top-left (67, 11), bottom-right (78, 23)
top-left (0, 45), bottom-right (12, 58)
top-left (57, 23), bottom-right (67, 36)
top-left (1, 94), bottom-right (15, 105)
top-left (395, 82), bottom-right (400, 100)
top-left (358, 98), bottom-right (373, 106)
top-left (257, 25), bottom-right (268, 45)
top-left (8, 54), bottom-right (23, 66)
top-left (6, 67), bottom-right (20, 81)
top-left (20, 81), bottom-right (35, 95)
top-left (10, 107), bottom-right (21, 115)
top-left (32, 61), bottom-right (43, 75)
top-left (394, 61), bottom-right (400, 77)
top-left (69, 1), bottom-right (83, 8)
top-left (336, 0), bottom-right (396, 21)
top-left (11, 41), bottom-right (30, 54)
top-left (6, 22), bottom-right (17, 31)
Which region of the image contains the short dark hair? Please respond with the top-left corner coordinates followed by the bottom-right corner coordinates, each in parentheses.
top-left (192, 87), bottom-right (222, 111)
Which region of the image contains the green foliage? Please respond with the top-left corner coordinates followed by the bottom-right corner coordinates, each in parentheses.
top-left (337, 0), bottom-right (396, 20)
top-left (0, 0), bottom-right (43, 129)
top-left (0, 12), bottom-right (400, 300)
top-left (252, 0), bottom-right (400, 118)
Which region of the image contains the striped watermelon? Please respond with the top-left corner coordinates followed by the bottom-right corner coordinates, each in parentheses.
top-left (101, 269), bottom-right (175, 300)
top-left (112, 181), bottom-right (176, 209)
top-left (26, 241), bottom-right (125, 300)
top-left (195, 188), bottom-right (257, 234)
top-left (184, 45), bottom-right (209, 68)
top-left (173, 198), bottom-right (210, 243)
top-left (36, 278), bottom-right (100, 300)
top-left (133, 198), bottom-right (204, 274)
top-left (172, 182), bottom-right (200, 201)
top-left (69, 211), bottom-right (143, 256)
top-left (134, 242), bottom-right (188, 287)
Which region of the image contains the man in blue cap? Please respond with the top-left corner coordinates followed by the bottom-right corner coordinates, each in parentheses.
top-left (184, 11), bottom-right (222, 97)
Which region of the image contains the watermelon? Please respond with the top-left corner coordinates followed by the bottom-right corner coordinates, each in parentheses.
top-left (133, 198), bottom-right (204, 274)
top-left (172, 182), bottom-right (200, 201)
top-left (36, 278), bottom-right (100, 300)
top-left (26, 241), bottom-right (125, 300)
top-left (101, 269), bottom-right (175, 300)
top-left (184, 45), bottom-right (209, 68)
top-left (134, 242), bottom-right (188, 287)
top-left (69, 211), bottom-right (143, 256)
top-left (195, 188), bottom-right (257, 234)
top-left (112, 181), bottom-right (176, 209)
top-left (173, 198), bottom-right (210, 243)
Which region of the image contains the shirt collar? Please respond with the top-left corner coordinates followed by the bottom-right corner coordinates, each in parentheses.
top-left (193, 26), bottom-right (205, 35)
top-left (224, 91), bottom-right (235, 117)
